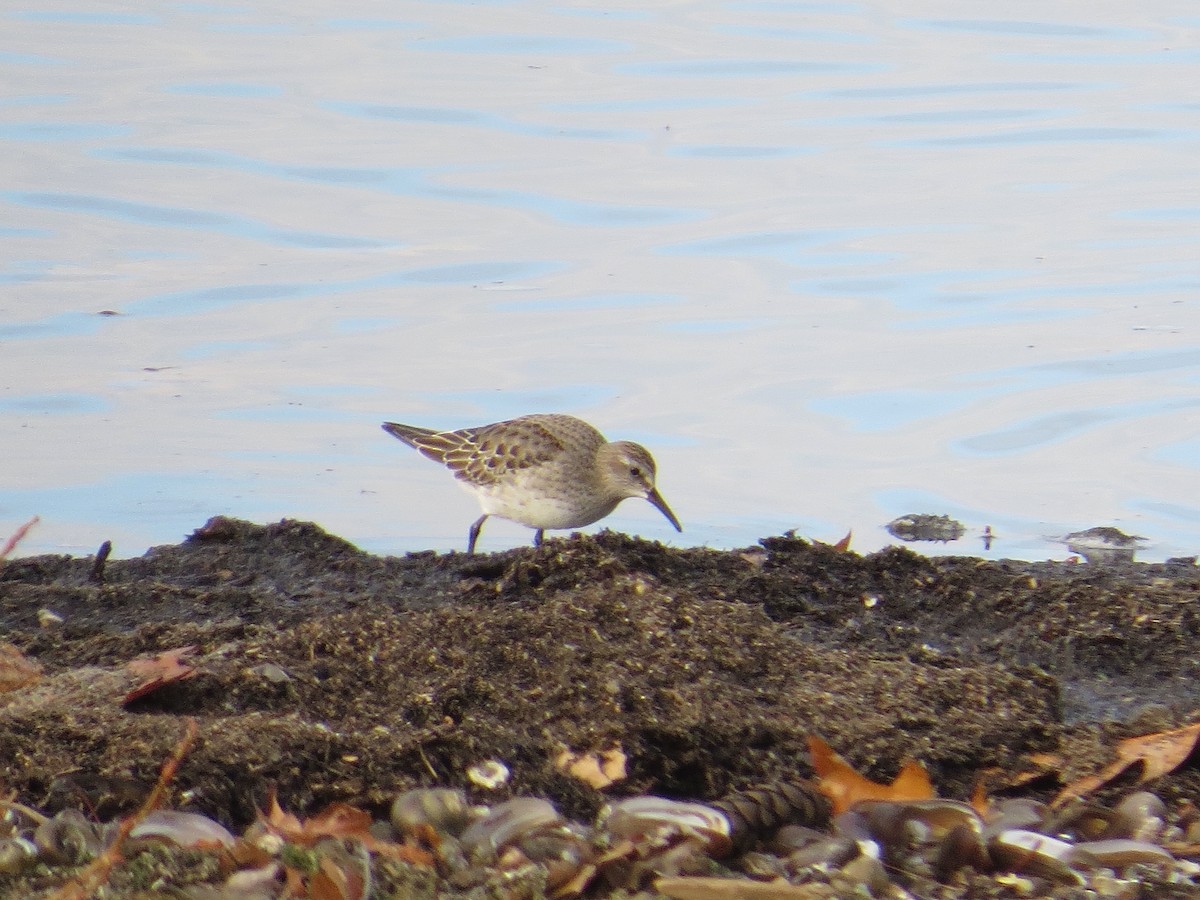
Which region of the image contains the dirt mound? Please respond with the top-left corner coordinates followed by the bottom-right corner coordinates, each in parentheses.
top-left (2, 517), bottom-right (1198, 832)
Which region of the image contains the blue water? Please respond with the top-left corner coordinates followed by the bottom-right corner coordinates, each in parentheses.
top-left (3, 2), bottom-right (1200, 561)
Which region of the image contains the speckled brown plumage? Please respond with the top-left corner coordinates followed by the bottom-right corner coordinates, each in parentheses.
top-left (382, 414), bottom-right (681, 553)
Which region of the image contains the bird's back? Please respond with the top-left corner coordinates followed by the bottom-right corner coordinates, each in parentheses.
top-left (382, 414), bottom-right (606, 488)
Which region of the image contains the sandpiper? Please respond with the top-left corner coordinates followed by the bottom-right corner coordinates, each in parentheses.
top-left (381, 413), bottom-right (682, 553)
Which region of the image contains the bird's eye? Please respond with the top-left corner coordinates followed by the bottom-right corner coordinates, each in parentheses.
top-left (629, 467), bottom-right (642, 478)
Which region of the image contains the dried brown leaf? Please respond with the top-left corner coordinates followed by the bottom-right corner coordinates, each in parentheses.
top-left (555, 746), bottom-right (627, 789)
top-left (1053, 722), bottom-right (1200, 807)
top-left (969, 775), bottom-right (991, 818)
top-left (304, 803), bottom-right (374, 840)
top-left (259, 795), bottom-right (434, 865)
top-left (0, 643), bottom-right (42, 693)
top-left (260, 796), bottom-right (372, 846)
top-left (0, 517), bottom-right (39, 563)
top-left (808, 734), bottom-right (934, 815)
top-left (310, 854), bottom-right (365, 900)
top-left (262, 791), bottom-right (304, 837)
top-left (657, 876), bottom-right (833, 899)
top-left (124, 646), bottom-right (197, 704)
top-left (971, 751), bottom-right (1064, 814)
top-left (814, 531), bottom-right (853, 552)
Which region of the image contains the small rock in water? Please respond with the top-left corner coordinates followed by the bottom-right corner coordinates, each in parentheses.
top-left (886, 514), bottom-right (966, 543)
top-left (1061, 527), bottom-right (1146, 564)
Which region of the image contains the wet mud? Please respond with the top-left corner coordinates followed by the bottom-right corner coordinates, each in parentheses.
top-left (1, 517), bottom-right (1199, 896)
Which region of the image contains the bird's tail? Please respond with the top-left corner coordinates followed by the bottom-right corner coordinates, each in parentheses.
top-left (381, 421), bottom-right (437, 449)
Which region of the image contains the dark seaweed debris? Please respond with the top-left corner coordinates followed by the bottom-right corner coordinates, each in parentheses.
top-left (0, 517), bottom-right (1198, 896)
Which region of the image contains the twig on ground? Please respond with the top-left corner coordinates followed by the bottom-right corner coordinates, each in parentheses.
top-left (87, 540), bottom-right (112, 584)
top-left (46, 717), bottom-right (199, 900)
top-left (0, 797), bottom-right (50, 826)
top-left (0, 517), bottom-right (40, 563)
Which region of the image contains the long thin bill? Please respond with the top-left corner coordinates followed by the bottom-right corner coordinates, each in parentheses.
top-left (646, 487), bottom-right (683, 532)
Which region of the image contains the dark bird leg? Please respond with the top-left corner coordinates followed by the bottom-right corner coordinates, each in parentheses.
top-left (468, 515), bottom-right (488, 554)
top-left (534, 529), bottom-right (544, 547)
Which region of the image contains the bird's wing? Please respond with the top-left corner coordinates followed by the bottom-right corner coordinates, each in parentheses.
top-left (412, 419), bottom-right (565, 487)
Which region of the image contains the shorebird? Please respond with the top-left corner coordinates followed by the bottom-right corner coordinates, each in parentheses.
top-left (381, 413), bottom-right (682, 553)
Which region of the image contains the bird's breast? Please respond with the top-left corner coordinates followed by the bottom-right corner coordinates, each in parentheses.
top-left (471, 474), bottom-right (620, 529)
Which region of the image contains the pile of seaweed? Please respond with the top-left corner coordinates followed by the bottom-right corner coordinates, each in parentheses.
top-left (0, 518), bottom-right (1198, 896)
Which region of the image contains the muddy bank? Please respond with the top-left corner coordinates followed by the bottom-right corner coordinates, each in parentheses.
top-left (0, 518), bottom-right (1198, 894)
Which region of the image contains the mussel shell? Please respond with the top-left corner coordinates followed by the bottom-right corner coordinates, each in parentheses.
top-left (1111, 792), bottom-right (1167, 842)
top-left (1070, 838), bottom-right (1174, 869)
top-left (602, 797), bottom-right (732, 857)
top-left (460, 797), bottom-right (562, 856)
top-left (932, 822), bottom-right (990, 882)
top-left (513, 828), bottom-right (595, 892)
top-left (0, 837), bottom-right (38, 875)
top-left (833, 854), bottom-right (891, 894)
top-left (34, 809), bottom-right (107, 866)
top-left (1042, 798), bottom-right (1117, 841)
top-left (129, 809), bottom-right (236, 848)
top-left (780, 833), bottom-right (860, 870)
top-left (391, 787), bottom-right (474, 837)
top-left (988, 828), bottom-right (1084, 885)
top-left (981, 798), bottom-right (1046, 838)
top-left (861, 799), bottom-right (983, 848)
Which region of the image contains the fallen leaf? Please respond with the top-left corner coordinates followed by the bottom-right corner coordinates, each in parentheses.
top-left (258, 794), bottom-right (434, 865)
top-left (815, 531), bottom-right (853, 552)
top-left (808, 735), bottom-right (934, 815)
top-left (1022, 751), bottom-right (1064, 774)
top-left (969, 775), bottom-right (991, 818)
top-left (1053, 722), bottom-right (1200, 807)
top-left (0, 643), bottom-right (42, 693)
top-left (656, 876), bottom-right (832, 899)
top-left (224, 840), bottom-right (275, 871)
top-left (555, 746), bottom-right (627, 789)
top-left (262, 792), bottom-right (304, 838)
top-left (971, 751), bottom-right (1064, 813)
top-left (549, 862), bottom-right (598, 898)
top-left (304, 803), bottom-right (375, 840)
top-left (310, 855), bottom-right (365, 900)
top-left (124, 647), bottom-right (197, 704)
top-left (1165, 841), bottom-right (1200, 858)
top-left (1003, 753), bottom-right (1063, 789)
top-left (262, 796), bottom-right (374, 846)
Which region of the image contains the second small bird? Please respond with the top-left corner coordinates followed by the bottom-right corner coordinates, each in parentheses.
top-left (381, 413), bottom-right (682, 553)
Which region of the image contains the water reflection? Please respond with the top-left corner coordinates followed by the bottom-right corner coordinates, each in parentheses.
top-left (2, 0), bottom-right (1199, 562)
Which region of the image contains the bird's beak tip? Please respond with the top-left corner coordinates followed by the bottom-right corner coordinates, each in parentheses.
top-left (646, 488), bottom-right (682, 533)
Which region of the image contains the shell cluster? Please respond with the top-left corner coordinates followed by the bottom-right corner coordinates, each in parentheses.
top-left (805, 791), bottom-right (1198, 897)
top-left (0, 782), bottom-right (1197, 898)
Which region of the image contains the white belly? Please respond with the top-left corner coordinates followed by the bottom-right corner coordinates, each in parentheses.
top-left (467, 476), bottom-right (620, 530)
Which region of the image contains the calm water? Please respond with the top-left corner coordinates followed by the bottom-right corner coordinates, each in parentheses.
top-left (3, 2), bottom-right (1200, 560)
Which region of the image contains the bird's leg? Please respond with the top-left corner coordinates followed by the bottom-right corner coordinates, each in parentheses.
top-left (467, 515), bottom-right (488, 554)
top-left (533, 529), bottom-right (544, 547)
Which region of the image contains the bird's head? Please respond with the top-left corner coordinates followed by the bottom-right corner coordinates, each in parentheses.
top-left (601, 441), bottom-right (682, 533)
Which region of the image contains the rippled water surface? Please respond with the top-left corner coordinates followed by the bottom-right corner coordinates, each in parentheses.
top-left (4, 2), bottom-right (1200, 560)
